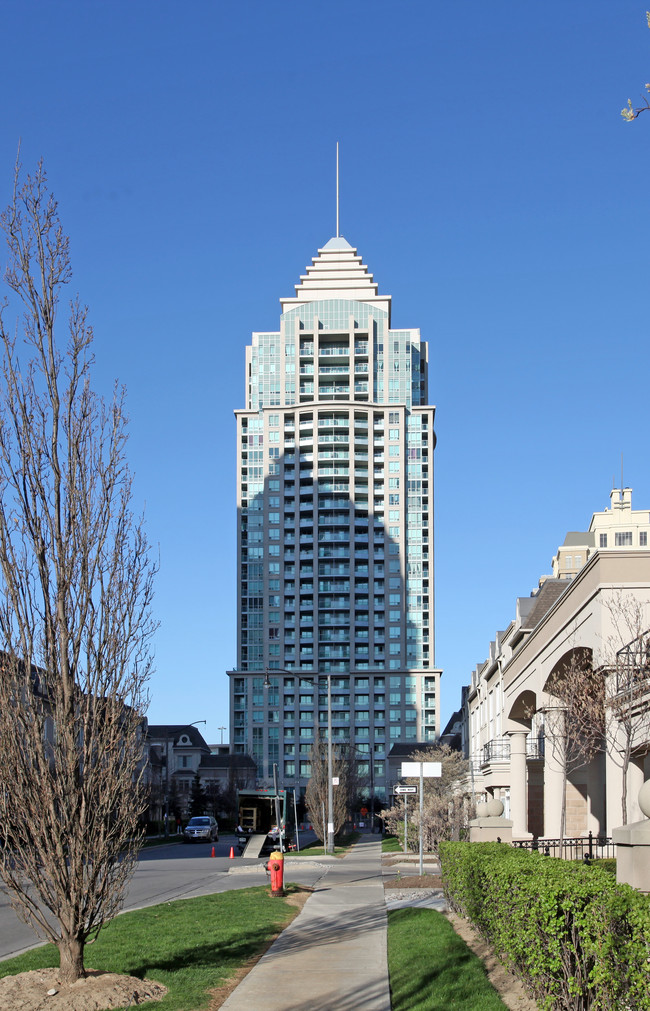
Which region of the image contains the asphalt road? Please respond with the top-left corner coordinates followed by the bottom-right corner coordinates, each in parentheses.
top-left (0, 832), bottom-right (328, 963)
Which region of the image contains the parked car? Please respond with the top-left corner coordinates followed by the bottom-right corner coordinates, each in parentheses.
top-left (183, 816), bottom-right (219, 843)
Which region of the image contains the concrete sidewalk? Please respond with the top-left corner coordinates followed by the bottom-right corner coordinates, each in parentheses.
top-left (219, 835), bottom-right (390, 1011)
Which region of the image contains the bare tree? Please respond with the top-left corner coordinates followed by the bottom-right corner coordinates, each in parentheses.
top-left (544, 648), bottom-right (605, 843)
top-left (601, 592), bottom-right (650, 825)
top-left (384, 745), bottom-right (473, 849)
top-left (622, 12), bottom-right (650, 120)
top-left (305, 731), bottom-right (359, 840)
top-left (0, 160), bottom-right (156, 983)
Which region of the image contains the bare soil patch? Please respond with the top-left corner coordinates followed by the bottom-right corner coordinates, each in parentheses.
top-left (384, 873), bottom-right (442, 888)
top-left (0, 968), bottom-right (167, 1010)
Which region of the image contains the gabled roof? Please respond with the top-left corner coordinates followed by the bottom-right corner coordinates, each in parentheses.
top-left (521, 580), bottom-right (569, 632)
top-left (562, 531), bottom-right (595, 547)
top-left (387, 743), bottom-right (431, 758)
top-left (147, 724), bottom-right (210, 752)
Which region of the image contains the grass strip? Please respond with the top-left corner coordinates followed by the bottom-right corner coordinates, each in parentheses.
top-left (292, 830), bottom-right (360, 856)
top-left (0, 885), bottom-right (303, 1010)
top-left (388, 907), bottom-right (508, 1011)
top-left (141, 835), bottom-right (183, 849)
top-left (382, 835), bottom-right (403, 853)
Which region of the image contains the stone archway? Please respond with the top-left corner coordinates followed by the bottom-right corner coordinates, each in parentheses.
top-left (541, 646), bottom-right (604, 838)
top-left (505, 690), bottom-right (538, 839)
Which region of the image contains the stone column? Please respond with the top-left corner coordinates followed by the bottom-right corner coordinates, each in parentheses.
top-left (544, 720), bottom-right (565, 838)
top-left (508, 731), bottom-right (531, 839)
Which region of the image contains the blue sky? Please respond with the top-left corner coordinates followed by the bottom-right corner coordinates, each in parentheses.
top-left (1, 1), bottom-right (649, 743)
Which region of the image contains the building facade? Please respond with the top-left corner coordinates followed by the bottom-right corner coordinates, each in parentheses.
top-left (147, 724), bottom-right (256, 820)
top-left (464, 488), bottom-right (650, 840)
top-left (551, 487), bottom-right (650, 580)
top-left (228, 235), bottom-right (440, 801)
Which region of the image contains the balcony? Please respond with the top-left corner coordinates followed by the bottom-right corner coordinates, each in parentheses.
top-left (318, 646), bottom-right (350, 659)
top-left (319, 385), bottom-right (350, 396)
top-left (481, 736), bottom-right (545, 764)
top-left (319, 631), bottom-right (350, 643)
top-left (482, 739), bottom-right (510, 764)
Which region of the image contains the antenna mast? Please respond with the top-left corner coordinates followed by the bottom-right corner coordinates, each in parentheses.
top-left (336, 142), bottom-right (339, 238)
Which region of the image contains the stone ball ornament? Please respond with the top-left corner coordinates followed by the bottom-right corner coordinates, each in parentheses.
top-left (638, 779), bottom-right (650, 819)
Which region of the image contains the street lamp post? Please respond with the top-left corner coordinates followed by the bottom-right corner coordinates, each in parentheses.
top-left (163, 720), bottom-right (207, 835)
top-left (326, 676), bottom-right (333, 854)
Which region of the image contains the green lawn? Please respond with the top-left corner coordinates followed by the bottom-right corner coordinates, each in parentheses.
top-left (382, 835), bottom-right (403, 853)
top-left (388, 908), bottom-right (508, 1011)
top-left (0, 886), bottom-right (304, 1010)
top-left (141, 835), bottom-right (183, 849)
top-left (0, 880), bottom-right (511, 1011)
top-left (292, 830), bottom-right (360, 856)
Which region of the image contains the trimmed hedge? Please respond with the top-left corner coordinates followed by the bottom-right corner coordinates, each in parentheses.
top-left (439, 841), bottom-right (650, 1011)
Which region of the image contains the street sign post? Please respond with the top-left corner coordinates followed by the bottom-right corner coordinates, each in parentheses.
top-left (400, 760), bottom-right (442, 875)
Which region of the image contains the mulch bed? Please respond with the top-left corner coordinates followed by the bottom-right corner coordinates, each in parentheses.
top-left (384, 874), bottom-right (442, 888)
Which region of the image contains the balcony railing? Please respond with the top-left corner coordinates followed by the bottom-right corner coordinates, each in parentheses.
top-left (482, 739), bottom-right (510, 763)
top-left (480, 736), bottom-right (545, 765)
top-left (615, 628), bottom-right (650, 695)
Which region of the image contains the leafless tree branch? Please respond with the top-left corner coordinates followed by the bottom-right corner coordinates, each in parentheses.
top-left (0, 159), bottom-right (157, 983)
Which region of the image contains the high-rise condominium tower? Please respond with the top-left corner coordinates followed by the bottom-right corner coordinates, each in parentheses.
top-left (229, 236), bottom-right (440, 801)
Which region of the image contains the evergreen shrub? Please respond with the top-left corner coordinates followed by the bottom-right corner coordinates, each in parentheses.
top-left (439, 841), bottom-right (650, 1010)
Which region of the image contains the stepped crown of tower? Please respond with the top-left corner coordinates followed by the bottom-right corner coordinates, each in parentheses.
top-left (280, 236), bottom-right (391, 323)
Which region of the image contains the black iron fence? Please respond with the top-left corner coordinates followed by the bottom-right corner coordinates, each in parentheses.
top-left (513, 831), bottom-right (616, 861)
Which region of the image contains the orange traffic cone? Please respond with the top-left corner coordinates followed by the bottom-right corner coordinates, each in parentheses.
top-left (211, 846), bottom-right (215, 858)
top-left (229, 846), bottom-right (235, 859)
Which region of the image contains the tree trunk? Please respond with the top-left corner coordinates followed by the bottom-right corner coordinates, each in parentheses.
top-left (559, 762), bottom-right (567, 850)
top-left (58, 937), bottom-right (85, 984)
top-left (621, 752), bottom-right (629, 826)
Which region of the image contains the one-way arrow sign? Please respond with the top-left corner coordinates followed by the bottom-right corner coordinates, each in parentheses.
top-left (394, 785), bottom-right (417, 794)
